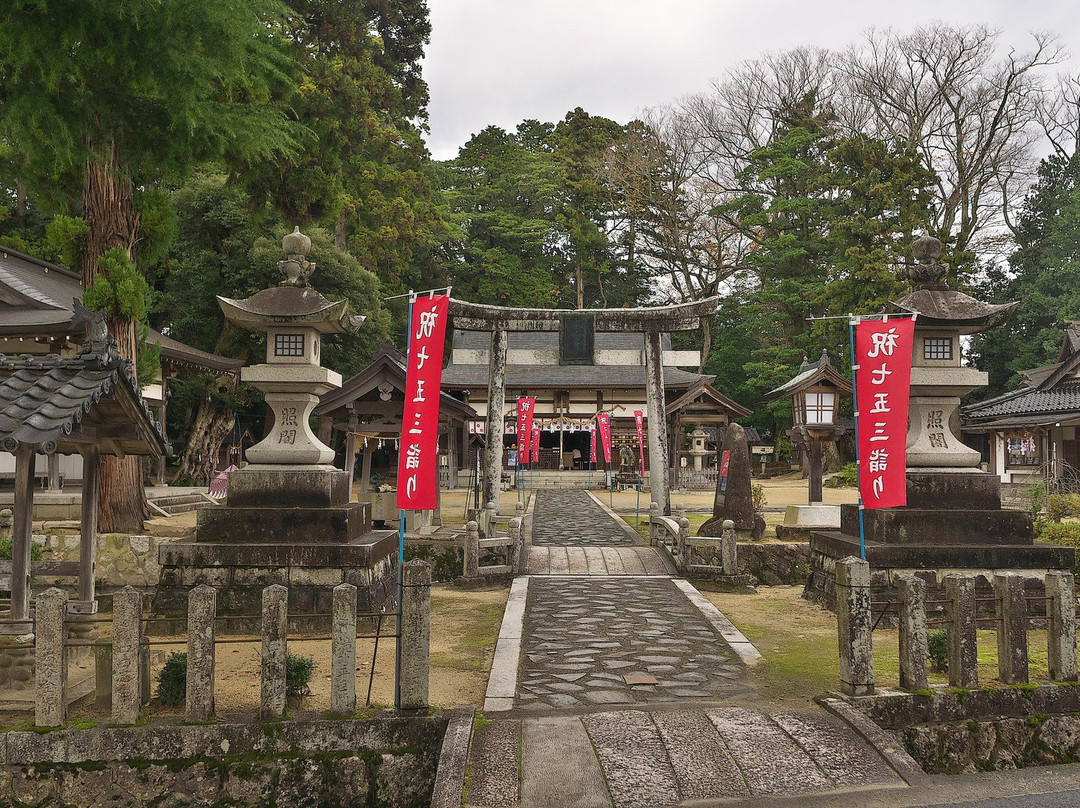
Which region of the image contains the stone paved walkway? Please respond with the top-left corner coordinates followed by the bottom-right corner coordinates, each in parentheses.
top-left (460, 489), bottom-right (912, 807)
top-left (518, 577), bottom-right (747, 711)
top-left (530, 489), bottom-right (638, 546)
top-left (465, 707), bottom-right (903, 808)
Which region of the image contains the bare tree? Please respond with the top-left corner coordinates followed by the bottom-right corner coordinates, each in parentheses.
top-left (840, 23), bottom-right (1062, 258)
top-left (1039, 73), bottom-right (1080, 161)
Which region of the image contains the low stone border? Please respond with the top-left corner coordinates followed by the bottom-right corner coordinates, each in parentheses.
top-left (0, 716), bottom-right (446, 808)
top-left (817, 697), bottom-right (929, 786)
top-left (484, 576), bottom-right (528, 712)
top-left (429, 706), bottom-right (475, 808)
top-left (585, 490), bottom-right (648, 543)
top-left (671, 578), bottom-right (763, 666)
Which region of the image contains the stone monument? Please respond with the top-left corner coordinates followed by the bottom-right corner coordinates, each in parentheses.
top-left (156, 230), bottom-right (397, 629)
top-left (699, 423), bottom-right (765, 540)
top-left (807, 236), bottom-right (1075, 607)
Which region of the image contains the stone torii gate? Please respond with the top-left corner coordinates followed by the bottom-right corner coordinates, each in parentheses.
top-left (447, 297), bottom-right (720, 516)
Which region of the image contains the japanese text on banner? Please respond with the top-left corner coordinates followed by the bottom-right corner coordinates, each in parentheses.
top-left (589, 423), bottom-right (597, 464)
top-left (634, 410), bottom-right (646, 475)
top-left (516, 398), bottom-right (535, 465)
top-left (596, 412), bottom-right (612, 464)
top-left (531, 425), bottom-right (540, 461)
top-left (855, 318), bottom-right (915, 509)
top-left (396, 295), bottom-right (449, 510)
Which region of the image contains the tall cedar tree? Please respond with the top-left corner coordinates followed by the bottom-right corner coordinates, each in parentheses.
top-left (0, 0), bottom-right (298, 530)
top-left (710, 95), bottom-right (934, 435)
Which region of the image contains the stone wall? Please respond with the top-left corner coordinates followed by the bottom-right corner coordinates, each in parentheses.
top-left (687, 542), bottom-right (811, 586)
top-left (843, 685), bottom-right (1080, 774)
top-left (0, 717), bottom-right (446, 808)
top-left (37, 532), bottom-right (169, 589)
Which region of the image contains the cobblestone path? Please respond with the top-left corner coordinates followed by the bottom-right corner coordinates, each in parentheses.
top-left (464, 707), bottom-right (903, 808)
top-left (530, 489), bottom-right (638, 546)
top-left (517, 577), bottom-right (747, 711)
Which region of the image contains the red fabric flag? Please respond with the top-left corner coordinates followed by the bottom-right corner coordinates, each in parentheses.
top-left (855, 317), bottom-right (916, 509)
top-left (634, 410), bottom-right (646, 474)
top-left (531, 425), bottom-right (540, 463)
top-left (396, 295), bottom-right (449, 510)
top-left (589, 424), bottom-right (597, 464)
top-left (596, 412), bottom-right (612, 464)
top-left (516, 397), bottom-right (535, 465)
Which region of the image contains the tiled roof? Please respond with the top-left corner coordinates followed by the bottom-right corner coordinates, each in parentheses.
top-left (963, 381), bottom-right (1080, 420)
top-left (440, 363), bottom-right (712, 389)
top-left (0, 340), bottom-right (169, 455)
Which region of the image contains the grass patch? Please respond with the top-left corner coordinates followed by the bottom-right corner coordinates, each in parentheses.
top-left (430, 588), bottom-right (507, 673)
top-left (705, 587), bottom-right (1054, 704)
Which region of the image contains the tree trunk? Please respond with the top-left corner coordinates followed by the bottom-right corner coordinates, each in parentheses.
top-left (178, 392), bottom-right (237, 486)
top-left (699, 318), bottom-right (712, 373)
top-left (575, 262), bottom-right (584, 309)
top-left (81, 141), bottom-right (147, 533)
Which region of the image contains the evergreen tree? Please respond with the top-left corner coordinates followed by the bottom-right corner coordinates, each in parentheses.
top-left (970, 154), bottom-right (1080, 396)
top-left (0, 0), bottom-right (299, 530)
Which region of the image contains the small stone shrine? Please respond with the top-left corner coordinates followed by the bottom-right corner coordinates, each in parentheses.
top-left (156, 229), bottom-right (396, 627)
top-left (807, 236), bottom-right (1075, 608)
top-left (699, 423), bottom-right (764, 540)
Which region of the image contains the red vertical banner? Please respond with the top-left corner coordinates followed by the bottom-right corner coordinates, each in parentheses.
top-left (531, 425), bottom-right (540, 463)
top-left (516, 397), bottom-right (535, 465)
top-left (596, 412), bottom-right (612, 464)
top-left (855, 317), bottom-right (916, 509)
top-left (396, 295), bottom-right (449, 510)
top-left (634, 410), bottom-right (646, 474)
top-left (589, 424), bottom-right (597, 464)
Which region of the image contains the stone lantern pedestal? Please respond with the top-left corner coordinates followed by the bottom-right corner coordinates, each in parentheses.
top-left (807, 238), bottom-right (1075, 614)
top-left (155, 230), bottom-right (396, 629)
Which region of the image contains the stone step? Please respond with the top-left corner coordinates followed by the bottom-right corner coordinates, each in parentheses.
top-left (148, 493), bottom-right (207, 506)
top-left (465, 719), bottom-right (521, 807)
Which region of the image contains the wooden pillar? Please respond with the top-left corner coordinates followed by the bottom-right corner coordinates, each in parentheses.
top-left (156, 401), bottom-right (167, 485)
top-left (643, 330), bottom-right (670, 515)
top-left (78, 446), bottom-right (101, 606)
top-left (10, 448), bottom-right (36, 623)
top-left (46, 452), bottom-right (61, 491)
top-left (359, 440), bottom-right (373, 495)
top-left (483, 329), bottom-right (508, 511)
top-left (344, 419), bottom-right (358, 489)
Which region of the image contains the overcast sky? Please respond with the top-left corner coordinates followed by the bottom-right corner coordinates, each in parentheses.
top-left (421, 0), bottom-right (1078, 160)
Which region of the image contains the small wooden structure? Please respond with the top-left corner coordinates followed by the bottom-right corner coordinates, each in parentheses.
top-left (315, 341), bottom-right (477, 526)
top-left (0, 334), bottom-right (168, 623)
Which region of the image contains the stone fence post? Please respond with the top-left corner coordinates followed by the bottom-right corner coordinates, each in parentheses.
top-left (187, 584), bottom-right (217, 722)
top-left (649, 502), bottom-right (660, 546)
top-left (1046, 571), bottom-right (1078, 682)
top-left (944, 574), bottom-right (978, 689)
top-left (897, 575), bottom-right (928, 692)
top-left (400, 559), bottom-right (431, 710)
top-left (836, 557), bottom-right (873, 696)
top-left (331, 583), bottom-right (358, 715)
top-left (112, 586), bottom-right (143, 725)
top-left (676, 513), bottom-right (691, 572)
top-left (35, 587), bottom-right (67, 727)
top-left (261, 584), bottom-right (288, 720)
top-left (483, 501), bottom-right (497, 539)
top-left (995, 573), bottom-right (1029, 685)
top-left (721, 519), bottom-right (737, 577)
top-left (463, 521), bottom-right (480, 579)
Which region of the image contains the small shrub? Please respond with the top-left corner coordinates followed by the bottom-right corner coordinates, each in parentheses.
top-left (751, 484), bottom-right (767, 516)
top-left (826, 462), bottom-right (858, 489)
top-left (157, 652), bottom-right (187, 707)
top-left (1046, 493), bottom-right (1080, 523)
top-left (0, 538), bottom-right (45, 562)
top-left (409, 543), bottom-right (464, 582)
top-left (927, 629), bottom-right (949, 672)
top-left (1023, 481), bottom-right (1048, 516)
top-left (286, 653), bottom-right (315, 697)
top-left (1035, 522), bottom-right (1080, 577)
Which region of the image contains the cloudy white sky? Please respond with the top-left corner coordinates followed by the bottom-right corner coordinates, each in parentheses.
top-left (421, 0), bottom-right (1079, 160)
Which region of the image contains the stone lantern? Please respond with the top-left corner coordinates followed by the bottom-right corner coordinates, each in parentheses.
top-left (805, 235), bottom-right (1074, 608)
top-left (196, 228), bottom-right (371, 543)
top-left (767, 349), bottom-right (851, 504)
top-left (687, 425), bottom-right (709, 470)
